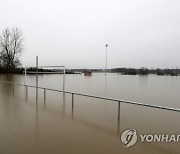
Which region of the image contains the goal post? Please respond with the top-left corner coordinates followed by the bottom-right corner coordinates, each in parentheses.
top-left (37, 65), bottom-right (66, 92)
top-left (24, 56), bottom-right (66, 92)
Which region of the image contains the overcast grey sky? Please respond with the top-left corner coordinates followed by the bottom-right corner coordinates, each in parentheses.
top-left (0, 0), bottom-right (180, 68)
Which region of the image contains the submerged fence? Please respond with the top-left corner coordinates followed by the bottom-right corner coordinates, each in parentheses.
top-left (1, 80), bottom-right (180, 121)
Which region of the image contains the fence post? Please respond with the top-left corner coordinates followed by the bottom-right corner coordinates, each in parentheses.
top-left (26, 85), bottom-right (28, 101)
top-left (118, 101), bottom-right (121, 120)
top-left (72, 93), bottom-right (74, 109)
top-left (44, 88), bottom-right (46, 106)
top-left (63, 66), bottom-right (65, 92)
top-left (13, 84), bottom-right (15, 95)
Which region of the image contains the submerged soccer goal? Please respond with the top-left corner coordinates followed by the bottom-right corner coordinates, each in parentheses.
top-left (24, 56), bottom-right (66, 92)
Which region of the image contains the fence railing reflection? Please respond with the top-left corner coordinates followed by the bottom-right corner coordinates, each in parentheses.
top-left (1, 80), bottom-right (180, 122)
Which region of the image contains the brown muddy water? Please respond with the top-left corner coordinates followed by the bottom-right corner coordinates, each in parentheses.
top-left (0, 73), bottom-right (180, 154)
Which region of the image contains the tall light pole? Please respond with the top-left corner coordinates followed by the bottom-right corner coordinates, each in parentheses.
top-left (105, 44), bottom-right (108, 75)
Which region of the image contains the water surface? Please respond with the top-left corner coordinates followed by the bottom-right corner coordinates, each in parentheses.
top-left (0, 73), bottom-right (180, 154)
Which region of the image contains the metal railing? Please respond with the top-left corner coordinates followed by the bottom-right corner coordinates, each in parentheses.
top-left (1, 80), bottom-right (180, 121)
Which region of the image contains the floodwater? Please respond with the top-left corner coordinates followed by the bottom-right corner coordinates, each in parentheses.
top-left (0, 73), bottom-right (180, 154)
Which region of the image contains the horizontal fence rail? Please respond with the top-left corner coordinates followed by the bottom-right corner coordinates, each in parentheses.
top-left (1, 80), bottom-right (180, 121)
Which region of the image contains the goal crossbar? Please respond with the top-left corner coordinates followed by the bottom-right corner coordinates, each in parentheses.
top-left (23, 58), bottom-right (66, 92)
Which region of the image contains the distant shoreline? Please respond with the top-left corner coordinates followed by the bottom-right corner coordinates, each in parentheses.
top-left (0, 67), bottom-right (179, 76)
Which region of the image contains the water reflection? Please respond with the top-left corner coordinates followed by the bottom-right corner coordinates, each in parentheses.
top-left (25, 86), bottom-right (28, 101)
top-left (35, 100), bottom-right (39, 140)
top-left (71, 94), bottom-right (74, 119)
top-left (117, 118), bottom-right (120, 135)
top-left (1, 75), bottom-right (14, 95)
top-left (138, 74), bottom-right (149, 85)
top-left (62, 93), bottom-right (66, 114)
top-left (104, 75), bottom-right (107, 97)
top-left (0, 74), bottom-right (180, 153)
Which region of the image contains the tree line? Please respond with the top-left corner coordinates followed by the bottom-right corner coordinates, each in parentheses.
top-left (111, 67), bottom-right (180, 76)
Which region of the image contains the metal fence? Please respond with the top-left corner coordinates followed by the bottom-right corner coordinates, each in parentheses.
top-left (1, 80), bottom-right (180, 121)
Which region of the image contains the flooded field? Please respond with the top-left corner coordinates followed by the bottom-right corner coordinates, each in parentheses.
top-left (0, 73), bottom-right (180, 154)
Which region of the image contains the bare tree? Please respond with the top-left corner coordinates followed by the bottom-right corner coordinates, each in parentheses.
top-left (0, 27), bottom-right (23, 68)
